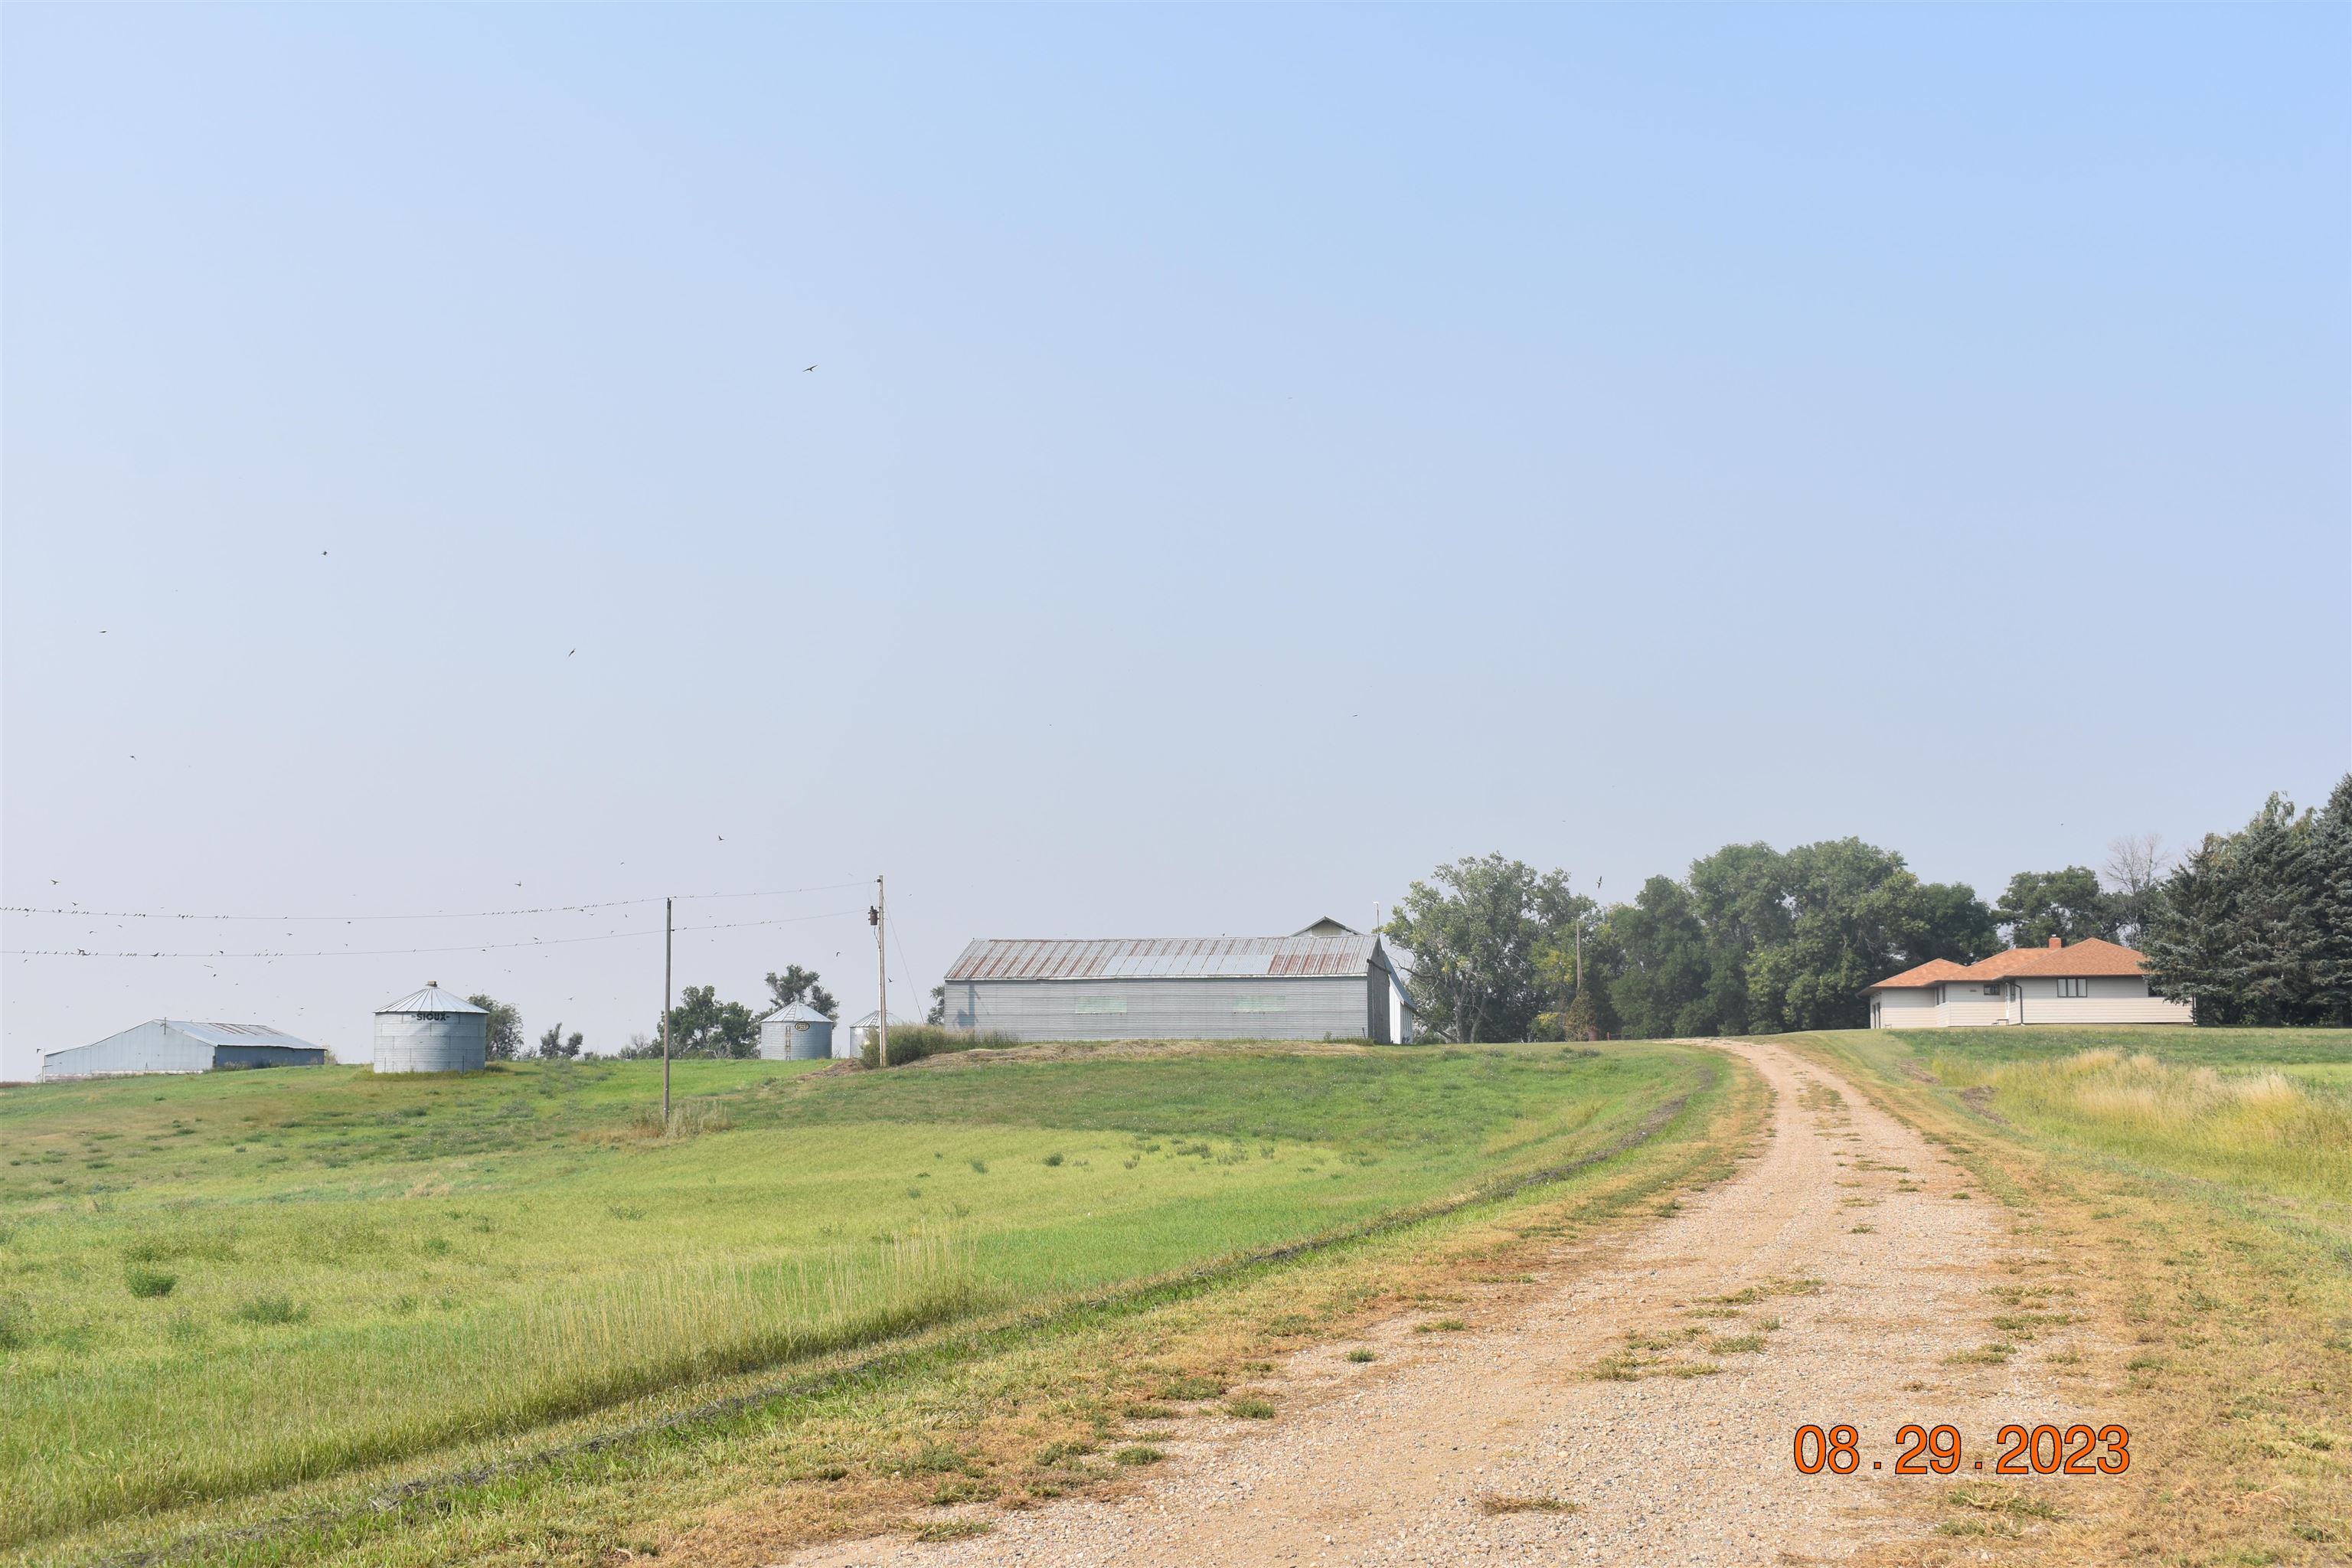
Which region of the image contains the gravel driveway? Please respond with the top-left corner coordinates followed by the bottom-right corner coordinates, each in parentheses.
top-left (781, 1040), bottom-right (2093, 1567)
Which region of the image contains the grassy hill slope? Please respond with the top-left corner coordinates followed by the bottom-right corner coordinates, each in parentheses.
top-left (0, 1043), bottom-right (1700, 1551)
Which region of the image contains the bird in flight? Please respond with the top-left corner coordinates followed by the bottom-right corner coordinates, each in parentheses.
top-left (567, 649), bottom-right (575, 657)
top-left (803, 364), bottom-right (816, 372)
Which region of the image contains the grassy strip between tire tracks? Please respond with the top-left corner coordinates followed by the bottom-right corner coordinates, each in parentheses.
top-left (41, 1044), bottom-right (1751, 1568)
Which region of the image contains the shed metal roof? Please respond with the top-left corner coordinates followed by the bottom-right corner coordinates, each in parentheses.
top-left (375, 984), bottom-right (488, 1015)
top-left (946, 935), bottom-right (1391, 983)
top-left (49, 1020), bottom-right (324, 1056)
top-left (158, 1020), bottom-right (323, 1050)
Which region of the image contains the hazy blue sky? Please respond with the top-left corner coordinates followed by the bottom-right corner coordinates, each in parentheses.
top-left (5, 5), bottom-right (2346, 1077)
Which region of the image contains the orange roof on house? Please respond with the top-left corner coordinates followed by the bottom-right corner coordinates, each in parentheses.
top-left (1864, 938), bottom-right (2151, 992)
top-left (1863, 958), bottom-right (1971, 992)
top-left (1962, 937), bottom-right (2151, 979)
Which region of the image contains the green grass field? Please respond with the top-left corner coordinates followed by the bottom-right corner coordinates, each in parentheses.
top-left (1875, 1025), bottom-right (2352, 1218)
top-left (0, 1043), bottom-right (1697, 1552)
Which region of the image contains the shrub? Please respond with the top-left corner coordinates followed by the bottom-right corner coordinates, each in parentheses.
top-left (862, 1025), bottom-right (1024, 1069)
top-left (125, 1267), bottom-right (177, 1299)
top-left (1114, 1446), bottom-right (1165, 1465)
top-left (1224, 1397), bottom-right (1276, 1419)
top-left (231, 1295), bottom-right (308, 1326)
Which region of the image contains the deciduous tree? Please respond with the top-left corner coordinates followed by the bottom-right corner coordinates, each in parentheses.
top-left (1385, 855), bottom-right (1589, 1043)
top-left (658, 985), bottom-right (763, 1058)
top-left (467, 995), bottom-right (523, 1061)
top-left (1993, 867), bottom-right (2113, 948)
top-left (763, 965), bottom-right (838, 1019)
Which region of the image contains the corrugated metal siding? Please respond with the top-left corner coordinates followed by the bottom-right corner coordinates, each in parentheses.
top-left (42, 1021), bottom-right (217, 1078)
top-left (372, 1012), bottom-right (487, 1073)
top-left (758, 1014), bottom-right (835, 1061)
top-left (946, 936), bottom-right (1384, 983)
top-left (947, 975), bottom-right (1375, 1043)
top-left (41, 1020), bottom-right (328, 1078)
top-left (211, 1045), bottom-right (330, 1070)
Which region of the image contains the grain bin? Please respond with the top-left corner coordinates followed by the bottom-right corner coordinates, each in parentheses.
top-left (757, 1003), bottom-right (835, 1061)
top-left (372, 982), bottom-right (488, 1073)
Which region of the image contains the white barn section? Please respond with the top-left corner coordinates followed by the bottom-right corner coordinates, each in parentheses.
top-left (1865, 938), bottom-right (2193, 1028)
top-left (41, 1021), bottom-right (328, 1080)
top-left (372, 984), bottom-right (489, 1073)
top-left (939, 928), bottom-right (1419, 1044)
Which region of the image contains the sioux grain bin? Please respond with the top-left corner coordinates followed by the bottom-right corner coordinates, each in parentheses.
top-left (372, 983), bottom-right (488, 1073)
top-left (757, 1003), bottom-right (836, 1061)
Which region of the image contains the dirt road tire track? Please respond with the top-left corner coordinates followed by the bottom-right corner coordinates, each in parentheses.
top-left (781, 1039), bottom-right (2103, 1567)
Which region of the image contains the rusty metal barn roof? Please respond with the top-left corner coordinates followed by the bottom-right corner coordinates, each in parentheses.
top-left (945, 935), bottom-right (1391, 983)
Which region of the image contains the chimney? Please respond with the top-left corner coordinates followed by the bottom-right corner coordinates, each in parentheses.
top-left (2047, 936), bottom-right (2063, 949)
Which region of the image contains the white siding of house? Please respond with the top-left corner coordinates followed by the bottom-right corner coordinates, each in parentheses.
top-left (1870, 990), bottom-right (1939, 1027)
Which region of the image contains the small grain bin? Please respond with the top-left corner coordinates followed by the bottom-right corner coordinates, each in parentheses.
top-left (757, 1003), bottom-right (835, 1061)
top-left (372, 982), bottom-right (488, 1073)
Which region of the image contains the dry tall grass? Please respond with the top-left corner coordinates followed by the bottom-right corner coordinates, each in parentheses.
top-left (1929, 1048), bottom-right (2351, 1206)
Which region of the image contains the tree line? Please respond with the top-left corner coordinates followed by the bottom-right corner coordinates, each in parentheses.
top-left (1383, 775), bottom-right (2351, 1041)
top-left (471, 965), bottom-right (844, 1062)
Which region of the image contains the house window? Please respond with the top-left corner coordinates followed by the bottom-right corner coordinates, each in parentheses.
top-left (2056, 977), bottom-right (2089, 998)
top-left (1982, 985), bottom-right (2001, 997)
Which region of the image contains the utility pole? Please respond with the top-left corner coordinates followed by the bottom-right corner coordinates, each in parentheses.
top-left (870, 875), bottom-right (890, 1069)
top-left (662, 895), bottom-right (673, 1123)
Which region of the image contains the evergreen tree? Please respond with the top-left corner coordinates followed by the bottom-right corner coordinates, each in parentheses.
top-left (2145, 782), bottom-right (2343, 1024)
top-left (2312, 776), bottom-right (2352, 1024)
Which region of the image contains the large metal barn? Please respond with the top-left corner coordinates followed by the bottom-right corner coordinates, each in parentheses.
top-left (939, 927), bottom-right (1418, 1044)
top-left (41, 1020), bottom-right (328, 1079)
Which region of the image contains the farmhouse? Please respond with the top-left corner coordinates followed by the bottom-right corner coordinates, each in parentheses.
top-left (940, 924), bottom-right (1418, 1044)
top-left (41, 1019), bottom-right (328, 1079)
top-left (1864, 936), bottom-right (2193, 1028)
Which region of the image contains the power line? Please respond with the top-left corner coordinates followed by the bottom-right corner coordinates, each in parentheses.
top-left (2, 909), bottom-right (864, 961)
top-left (0, 880), bottom-right (867, 924)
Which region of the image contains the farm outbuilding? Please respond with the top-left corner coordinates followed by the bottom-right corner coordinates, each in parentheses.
top-left (372, 983), bottom-right (488, 1073)
top-left (758, 1003), bottom-right (836, 1061)
top-left (41, 1020), bottom-right (328, 1080)
top-left (939, 928), bottom-right (1419, 1044)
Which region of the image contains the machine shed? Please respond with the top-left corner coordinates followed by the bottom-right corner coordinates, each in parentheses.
top-left (940, 931), bottom-right (1418, 1044)
top-left (41, 1021), bottom-right (328, 1080)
